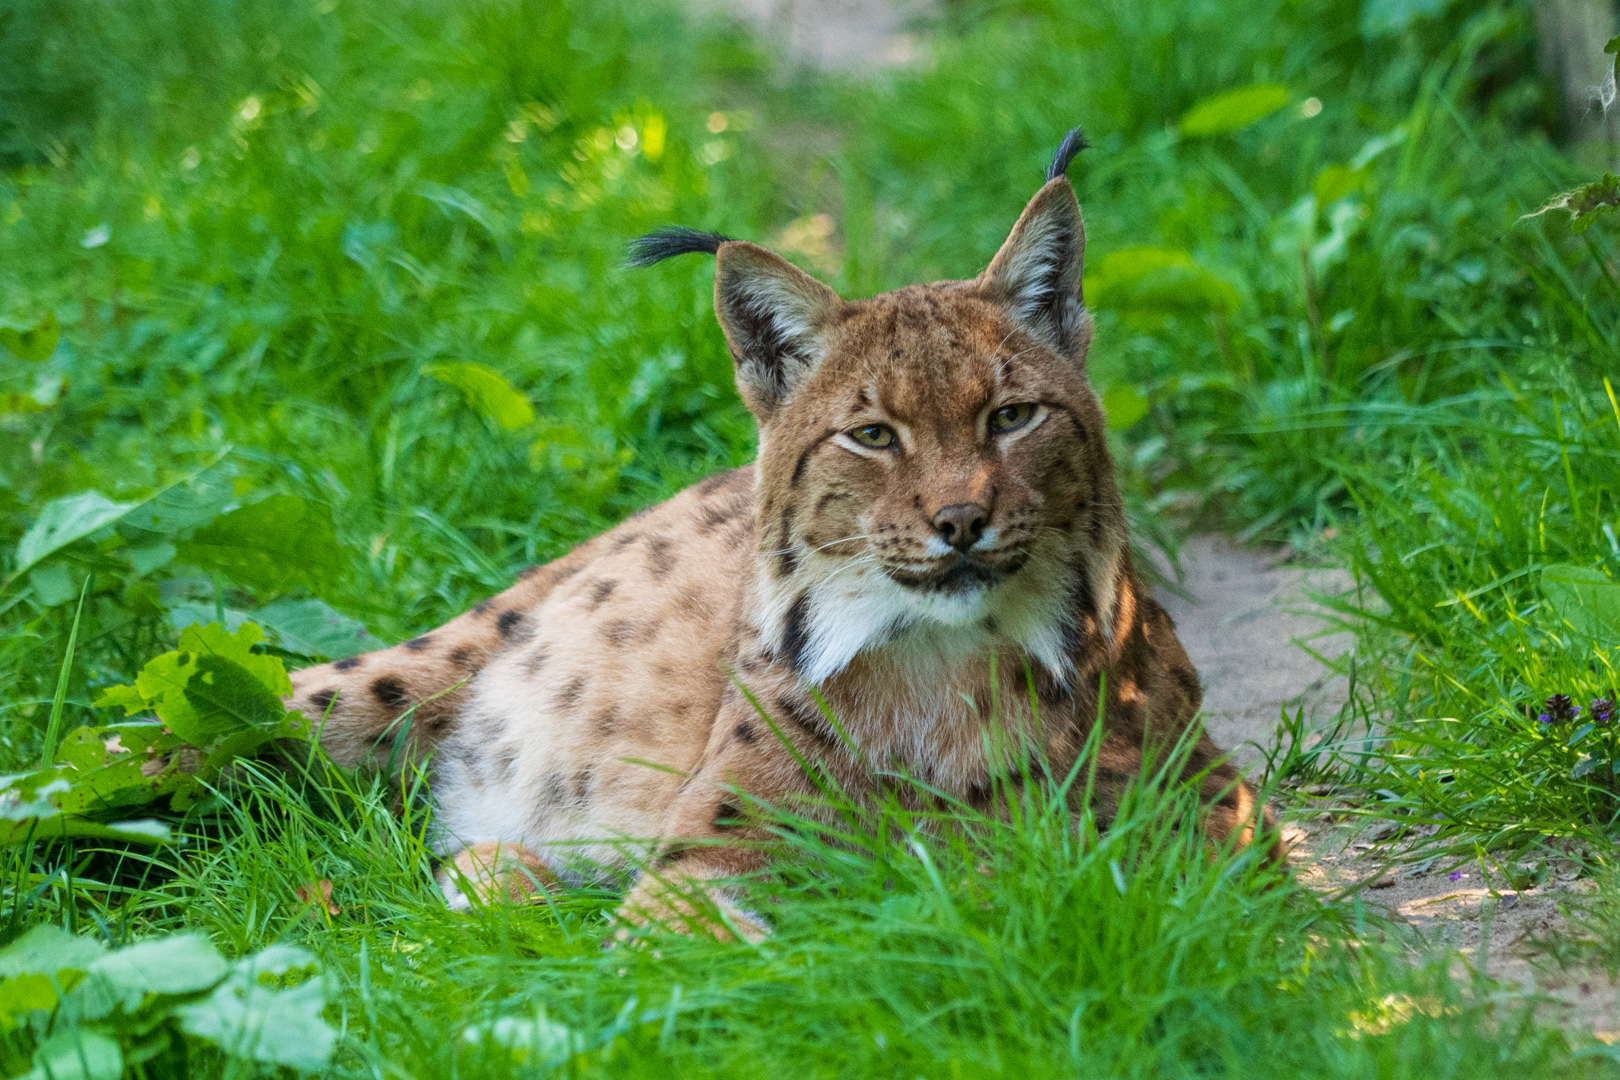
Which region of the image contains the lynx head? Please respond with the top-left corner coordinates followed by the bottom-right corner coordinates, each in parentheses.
top-left (630, 129), bottom-right (1126, 686)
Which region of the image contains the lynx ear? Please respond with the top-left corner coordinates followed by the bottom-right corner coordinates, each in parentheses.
top-left (979, 179), bottom-right (1090, 360)
top-left (713, 241), bottom-right (843, 416)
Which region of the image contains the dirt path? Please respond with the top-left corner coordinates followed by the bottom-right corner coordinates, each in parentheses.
top-left (698, 0), bottom-right (934, 70)
top-left (1152, 536), bottom-right (1354, 767)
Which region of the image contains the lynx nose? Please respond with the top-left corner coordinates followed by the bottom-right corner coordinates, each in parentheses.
top-left (932, 503), bottom-right (988, 552)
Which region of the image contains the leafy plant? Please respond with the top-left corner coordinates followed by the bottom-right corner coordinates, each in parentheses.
top-left (0, 925), bottom-right (335, 1076)
top-left (0, 623), bottom-right (309, 845)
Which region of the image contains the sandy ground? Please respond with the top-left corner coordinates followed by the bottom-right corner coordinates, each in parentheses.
top-left (703, 0), bottom-right (1620, 1040)
top-left (1152, 536), bottom-right (1355, 766)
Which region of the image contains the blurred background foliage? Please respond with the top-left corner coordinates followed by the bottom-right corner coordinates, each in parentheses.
top-left (0, 0), bottom-right (1617, 846)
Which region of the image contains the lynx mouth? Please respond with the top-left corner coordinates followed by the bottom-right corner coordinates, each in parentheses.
top-left (884, 551), bottom-right (1029, 593)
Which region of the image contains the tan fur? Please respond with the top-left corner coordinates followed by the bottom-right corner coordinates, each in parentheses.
top-left (287, 176), bottom-right (1277, 936)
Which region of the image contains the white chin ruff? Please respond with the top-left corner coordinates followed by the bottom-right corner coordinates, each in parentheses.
top-left (759, 557), bottom-right (1075, 689)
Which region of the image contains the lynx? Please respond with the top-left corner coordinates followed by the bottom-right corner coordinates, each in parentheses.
top-left (287, 130), bottom-right (1275, 940)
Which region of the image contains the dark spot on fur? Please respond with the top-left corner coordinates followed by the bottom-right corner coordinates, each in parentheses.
top-left (613, 532), bottom-right (642, 549)
top-left (784, 697), bottom-right (839, 751)
top-left (309, 689), bottom-right (336, 715)
top-left (646, 536), bottom-right (676, 577)
top-left (497, 610), bottom-right (524, 638)
top-left (555, 676), bottom-right (586, 710)
top-left (472, 599), bottom-right (494, 617)
top-left (334, 656), bottom-right (362, 671)
top-left (372, 676), bottom-right (411, 710)
top-left (592, 707), bottom-right (619, 737)
top-left (589, 579), bottom-right (617, 608)
top-left (605, 619), bottom-right (636, 646)
top-left (522, 646), bottom-right (549, 677)
top-left (404, 635), bottom-right (433, 651)
top-left (698, 498), bottom-right (742, 533)
top-left (777, 547), bottom-right (798, 578)
top-left (780, 593), bottom-right (810, 673)
top-left (450, 645), bottom-right (476, 670)
top-left (734, 722), bottom-right (757, 745)
top-left (983, 615), bottom-right (999, 633)
top-left (556, 566), bottom-right (582, 581)
top-left (517, 564), bottom-right (542, 580)
top-left (495, 744), bottom-right (518, 780)
top-left (542, 772), bottom-right (569, 806)
top-left (571, 768), bottom-right (593, 800)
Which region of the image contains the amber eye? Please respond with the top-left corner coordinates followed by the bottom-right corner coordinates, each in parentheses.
top-left (989, 403), bottom-right (1036, 434)
top-left (849, 424), bottom-right (897, 449)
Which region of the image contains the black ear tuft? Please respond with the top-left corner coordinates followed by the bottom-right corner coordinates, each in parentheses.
top-left (626, 227), bottom-right (735, 269)
top-left (1045, 127), bottom-right (1090, 183)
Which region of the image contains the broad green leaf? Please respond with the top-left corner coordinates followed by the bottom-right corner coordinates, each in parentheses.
top-left (1086, 247), bottom-right (1239, 315)
top-left (116, 472), bottom-right (234, 540)
top-left (136, 654), bottom-right (286, 745)
top-left (1179, 83), bottom-right (1289, 137)
top-left (165, 603), bottom-right (252, 636)
top-left (0, 973), bottom-right (60, 1028)
top-left (0, 313), bottom-right (60, 362)
top-left (178, 494), bottom-right (341, 594)
top-left (99, 623), bottom-right (299, 745)
top-left (28, 564), bottom-right (79, 607)
top-left (26, 1028), bottom-right (122, 1080)
top-left (1102, 385), bottom-right (1150, 430)
top-left (15, 492), bottom-right (136, 575)
top-left (179, 945), bottom-right (335, 1071)
top-left (251, 598), bottom-right (376, 659)
top-left (427, 362), bottom-right (536, 430)
top-left (0, 926), bottom-right (106, 980)
top-left (73, 934), bottom-right (228, 1016)
top-left (1542, 564), bottom-right (1620, 644)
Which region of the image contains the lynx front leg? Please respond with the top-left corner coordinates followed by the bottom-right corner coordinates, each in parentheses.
top-left (437, 841), bottom-right (556, 910)
top-left (611, 696), bottom-right (798, 943)
top-left (615, 846), bottom-right (771, 943)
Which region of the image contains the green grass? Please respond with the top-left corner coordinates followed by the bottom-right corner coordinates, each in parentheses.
top-left (5, 0), bottom-right (1620, 1072)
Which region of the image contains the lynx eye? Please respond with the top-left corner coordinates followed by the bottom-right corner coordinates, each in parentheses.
top-left (849, 423), bottom-right (897, 449)
top-left (988, 403), bottom-right (1036, 434)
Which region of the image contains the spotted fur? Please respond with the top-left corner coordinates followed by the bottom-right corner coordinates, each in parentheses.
top-left (287, 163), bottom-right (1276, 938)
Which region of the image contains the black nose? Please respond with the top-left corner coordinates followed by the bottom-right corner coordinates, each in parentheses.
top-left (932, 503), bottom-right (988, 552)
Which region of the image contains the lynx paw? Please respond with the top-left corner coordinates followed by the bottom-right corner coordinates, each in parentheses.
top-left (437, 841), bottom-right (554, 909)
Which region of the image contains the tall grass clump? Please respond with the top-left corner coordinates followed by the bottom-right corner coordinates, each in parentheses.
top-left (21, 730), bottom-right (1602, 1077)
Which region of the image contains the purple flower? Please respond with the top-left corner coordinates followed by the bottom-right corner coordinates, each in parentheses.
top-left (1592, 698), bottom-right (1616, 725)
top-left (1538, 713), bottom-right (1552, 724)
top-left (1448, 870), bottom-right (1463, 882)
top-left (1544, 694), bottom-right (1578, 723)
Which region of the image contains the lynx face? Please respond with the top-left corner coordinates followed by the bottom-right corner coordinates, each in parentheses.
top-left (711, 181), bottom-right (1125, 686)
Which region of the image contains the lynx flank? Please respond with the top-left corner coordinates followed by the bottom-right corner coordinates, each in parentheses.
top-left (287, 130), bottom-right (1276, 940)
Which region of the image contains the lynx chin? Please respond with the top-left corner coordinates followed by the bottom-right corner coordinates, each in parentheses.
top-left (287, 127), bottom-right (1277, 941)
